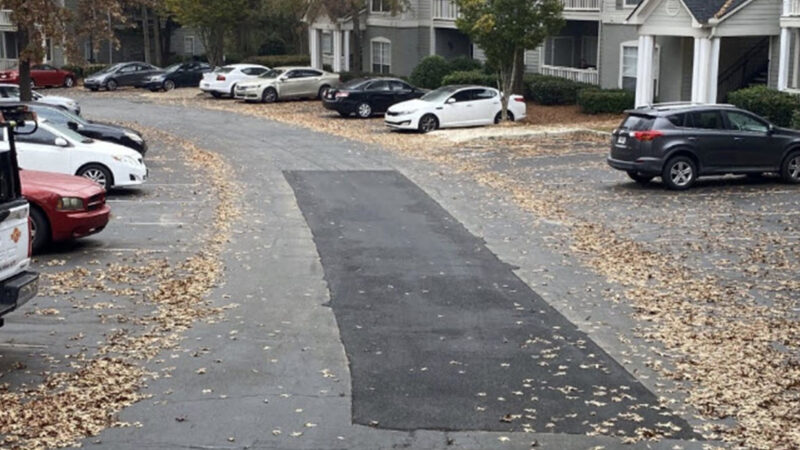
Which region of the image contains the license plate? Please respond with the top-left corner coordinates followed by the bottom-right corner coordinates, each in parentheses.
top-left (617, 135), bottom-right (627, 145)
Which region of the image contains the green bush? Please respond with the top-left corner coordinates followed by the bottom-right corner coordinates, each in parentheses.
top-left (447, 56), bottom-right (483, 73)
top-left (338, 71), bottom-right (406, 83)
top-left (577, 89), bottom-right (635, 114)
top-left (242, 54), bottom-right (310, 68)
top-left (791, 110), bottom-right (800, 130)
top-left (60, 64), bottom-right (84, 78)
top-left (441, 70), bottom-right (498, 88)
top-left (84, 64), bottom-right (109, 77)
top-left (527, 75), bottom-right (593, 105)
top-left (728, 85), bottom-right (800, 127)
top-left (409, 55), bottom-right (451, 89)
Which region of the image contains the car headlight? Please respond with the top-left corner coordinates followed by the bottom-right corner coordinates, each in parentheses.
top-left (124, 131), bottom-right (143, 143)
top-left (56, 197), bottom-right (85, 211)
top-left (151, 75), bottom-right (165, 82)
top-left (114, 155), bottom-right (140, 166)
top-left (395, 109), bottom-right (417, 116)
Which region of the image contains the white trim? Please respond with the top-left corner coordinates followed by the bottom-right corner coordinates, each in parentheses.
top-left (369, 0), bottom-right (392, 14)
top-left (778, 28), bottom-right (790, 90)
top-left (309, 28), bottom-right (321, 70)
top-left (793, 28), bottom-right (800, 88)
top-left (366, 18), bottom-right (422, 27)
top-left (332, 30), bottom-right (342, 72)
top-left (344, 30), bottom-right (351, 72)
top-left (620, 39), bottom-right (660, 104)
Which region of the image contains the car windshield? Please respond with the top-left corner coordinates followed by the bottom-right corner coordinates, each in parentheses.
top-left (49, 122), bottom-right (92, 144)
top-left (216, 66), bottom-right (235, 74)
top-left (343, 79), bottom-right (369, 89)
top-left (420, 87), bottom-right (458, 102)
top-left (97, 63), bottom-right (125, 74)
top-left (164, 63), bottom-right (182, 73)
top-left (35, 106), bottom-right (87, 126)
top-left (259, 69), bottom-right (284, 79)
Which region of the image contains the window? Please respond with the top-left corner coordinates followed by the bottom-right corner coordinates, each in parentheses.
top-left (544, 36), bottom-right (574, 67)
top-left (367, 80), bottom-right (390, 91)
top-left (619, 41), bottom-right (660, 95)
top-left (301, 69), bottom-right (322, 77)
top-left (667, 114), bottom-right (686, 127)
top-left (118, 65), bottom-right (136, 73)
top-left (184, 36), bottom-right (195, 55)
top-left (451, 89), bottom-right (478, 102)
top-left (371, 0), bottom-right (391, 13)
top-left (33, 64), bottom-right (54, 71)
top-left (321, 32), bottom-right (333, 55)
top-left (242, 67), bottom-right (268, 76)
top-left (2, 32), bottom-right (18, 60)
top-left (688, 111), bottom-right (724, 130)
top-left (371, 39), bottom-right (391, 74)
top-left (389, 81), bottom-right (410, 91)
top-left (620, 114), bottom-right (654, 131)
top-left (725, 111), bottom-right (769, 133)
top-left (16, 127), bottom-right (57, 145)
top-left (473, 89), bottom-right (496, 100)
top-left (624, 0), bottom-right (640, 6)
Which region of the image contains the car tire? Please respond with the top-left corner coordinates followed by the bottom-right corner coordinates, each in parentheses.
top-left (494, 111), bottom-right (515, 124)
top-left (418, 114), bottom-right (439, 133)
top-left (64, 76), bottom-right (75, 88)
top-left (106, 79), bottom-right (118, 91)
top-left (263, 88), bottom-right (278, 103)
top-left (210, 92), bottom-right (222, 99)
top-left (662, 156), bottom-right (697, 190)
top-left (229, 84), bottom-right (237, 98)
top-left (318, 85), bottom-right (330, 100)
top-left (780, 151), bottom-right (800, 184)
top-left (627, 171), bottom-right (654, 184)
top-left (29, 206), bottom-right (50, 254)
top-left (164, 80), bottom-right (176, 91)
top-left (356, 103), bottom-right (373, 119)
top-left (77, 164), bottom-right (113, 189)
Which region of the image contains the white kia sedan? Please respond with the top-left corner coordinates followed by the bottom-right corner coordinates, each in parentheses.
top-left (0, 83), bottom-right (81, 115)
top-left (199, 64), bottom-right (270, 98)
top-left (15, 120), bottom-right (147, 189)
top-left (385, 85), bottom-right (527, 133)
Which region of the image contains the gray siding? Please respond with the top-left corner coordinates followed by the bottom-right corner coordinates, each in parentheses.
top-left (654, 35), bottom-right (685, 102)
top-left (602, 0), bottom-right (636, 24)
top-left (599, 23), bottom-right (638, 90)
top-left (363, 26), bottom-right (423, 76)
top-left (716, 0), bottom-right (781, 36)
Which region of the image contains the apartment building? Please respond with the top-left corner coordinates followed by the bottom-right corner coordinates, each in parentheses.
top-left (307, 0), bottom-right (800, 105)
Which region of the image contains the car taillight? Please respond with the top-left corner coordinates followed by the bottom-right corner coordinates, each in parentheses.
top-left (216, 75), bottom-right (226, 81)
top-left (633, 130), bottom-right (663, 141)
top-left (513, 96), bottom-right (525, 102)
top-left (335, 91), bottom-right (349, 98)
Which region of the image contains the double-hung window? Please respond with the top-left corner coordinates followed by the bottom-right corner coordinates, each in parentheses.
top-left (371, 39), bottom-right (391, 74)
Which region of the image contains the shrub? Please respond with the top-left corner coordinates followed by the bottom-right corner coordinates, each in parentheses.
top-left (527, 75), bottom-right (593, 105)
top-left (258, 35), bottom-right (287, 56)
top-left (792, 110), bottom-right (800, 130)
top-left (60, 64), bottom-right (84, 78)
top-left (338, 71), bottom-right (406, 83)
top-left (447, 56), bottom-right (483, 73)
top-left (578, 89), bottom-right (635, 114)
top-left (410, 55), bottom-right (451, 89)
top-left (728, 85), bottom-right (800, 127)
top-left (242, 54), bottom-right (310, 68)
top-left (84, 64), bottom-right (109, 77)
top-left (441, 70), bottom-right (498, 88)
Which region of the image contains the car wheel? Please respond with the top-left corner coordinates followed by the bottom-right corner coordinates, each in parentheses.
top-left (210, 91), bottom-right (222, 99)
top-left (418, 114), bottom-right (439, 133)
top-left (318, 85), bottom-right (330, 100)
top-left (64, 76), bottom-right (75, 88)
top-left (263, 87), bottom-right (278, 103)
top-left (780, 151), bottom-right (800, 183)
top-left (662, 156), bottom-right (697, 190)
top-left (356, 102), bottom-right (373, 119)
top-left (106, 79), bottom-right (118, 91)
top-left (78, 164), bottom-right (113, 189)
top-left (494, 111), bottom-right (515, 124)
top-left (164, 80), bottom-right (176, 91)
top-left (29, 207), bottom-right (50, 253)
top-left (627, 170), bottom-right (654, 184)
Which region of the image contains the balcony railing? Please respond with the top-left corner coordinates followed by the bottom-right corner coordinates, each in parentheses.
top-left (433, 0), bottom-right (460, 20)
top-left (562, 0), bottom-right (600, 10)
top-left (540, 65), bottom-right (599, 85)
top-left (788, 0), bottom-right (800, 16)
top-left (0, 10), bottom-right (14, 28)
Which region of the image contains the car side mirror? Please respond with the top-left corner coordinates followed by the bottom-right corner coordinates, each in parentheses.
top-left (446, 98), bottom-right (456, 104)
top-left (54, 137), bottom-right (69, 147)
top-left (67, 121), bottom-right (79, 131)
top-left (768, 124), bottom-right (775, 134)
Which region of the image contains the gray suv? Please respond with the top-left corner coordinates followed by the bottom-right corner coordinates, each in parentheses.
top-left (607, 104), bottom-right (800, 190)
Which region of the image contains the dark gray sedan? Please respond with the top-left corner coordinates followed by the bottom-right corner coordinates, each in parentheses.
top-left (84, 62), bottom-right (162, 91)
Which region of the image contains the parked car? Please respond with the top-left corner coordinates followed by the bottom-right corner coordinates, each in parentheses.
top-left (200, 64), bottom-right (270, 98)
top-left (0, 105), bottom-right (39, 324)
top-left (143, 61), bottom-right (213, 92)
top-left (322, 78), bottom-right (425, 118)
top-left (26, 103), bottom-right (147, 155)
top-left (15, 120), bottom-right (148, 189)
top-left (0, 64), bottom-right (77, 88)
top-left (608, 104), bottom-right (800, 190)
top-left (22, 170), bottom-right (110, 252)
top-left (0, 84), bottom-right (80, 115)
top-left (83, 62), bottom-right (162, 91)
top-left (234, 66), bottom-right (339, 103)
top-left (385, 85), bottom-right (526, 133)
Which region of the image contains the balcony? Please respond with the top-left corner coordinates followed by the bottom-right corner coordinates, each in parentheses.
top-left (0, 10), bottom-right (15, 30)
top-left (433, 0), bottom-right (459, 20)
top-left (562, 0), bottom-right (600, 10)
top-left (540, 65), bottom-right (599, 85)
top-left (788, 0), bottom-right (800, 15)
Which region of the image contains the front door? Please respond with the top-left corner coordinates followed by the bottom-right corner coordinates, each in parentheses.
top-left (723, 110), bottom-right (778, 168)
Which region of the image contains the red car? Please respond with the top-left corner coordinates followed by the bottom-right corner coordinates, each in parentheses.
top-left (21, 170), bottom-right (111, 252)
top-left (0, 64), bottom-right (77, 88)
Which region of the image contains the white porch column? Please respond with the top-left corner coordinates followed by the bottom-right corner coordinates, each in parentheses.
top-left (430, 26), bottom-right (437, 56)
top-left (707, 37), bottom-right (721, 103)
top-left (778, 27), bottom-right (791, 91)
top-left (332, 30), bottom-right (342, 72)
top-left (635, 35), bottom-right (655, 107)
top-left (691, 38), bottom-right (701, 101)
top-left (692, 37), bottom-right (713, 103)
top-left (309, 28), bottom-right (321, 70)
top-left (344, 30), bottom-right (351, 71)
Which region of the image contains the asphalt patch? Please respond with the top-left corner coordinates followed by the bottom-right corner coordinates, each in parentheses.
top-left (285, 170), bottom-right (695, 438)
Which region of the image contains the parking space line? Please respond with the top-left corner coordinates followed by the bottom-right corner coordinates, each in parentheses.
top-left (107, 200), bottom-right (202, 204)
top-left (124, 222), bottom-right (187, 226)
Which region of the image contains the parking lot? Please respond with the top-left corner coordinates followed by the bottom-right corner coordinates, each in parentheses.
top-left (0, 87), bottom-right (796, 448)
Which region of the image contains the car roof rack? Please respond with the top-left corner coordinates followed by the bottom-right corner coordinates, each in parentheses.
top-left (637, 101), bottom-right (735, 111)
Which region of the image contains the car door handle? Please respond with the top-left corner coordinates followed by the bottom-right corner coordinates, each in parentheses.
top-left (688, 137), bottom-right (698, 141)
top-left (733, 137), bottom-right (743, 141)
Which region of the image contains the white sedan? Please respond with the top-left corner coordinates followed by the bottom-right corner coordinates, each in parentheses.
top-left (15, 120), bottom-right (147, 189)
top-left (0, 83), bottom-right (81, 115)
top-left (199, 64), bottom-right (270, 98)
top-left (385, 85), bottom-right (526, 133)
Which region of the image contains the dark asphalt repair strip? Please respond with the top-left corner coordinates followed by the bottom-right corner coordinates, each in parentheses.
top-left (285, 170), bottom-right (695, 438)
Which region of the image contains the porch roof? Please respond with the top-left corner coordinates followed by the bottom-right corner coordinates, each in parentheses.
top-left (628, 0), bottom-right (751, 24)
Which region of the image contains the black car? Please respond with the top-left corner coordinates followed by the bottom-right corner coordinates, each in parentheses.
top-left (323, 78), bottom-right (425, 118)
top-left (26, 103), bottom-right (147, 155)
top-left (608, 104), bottom-right (800, 190)
top-left (83, 62), bottom-right (162, 91)
top-left (143, 61), bottom-right (212, 91)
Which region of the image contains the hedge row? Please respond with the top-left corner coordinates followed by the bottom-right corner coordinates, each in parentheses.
top-left (338, 71), bottom-right (407, 83)
top-left (242, 54), bottom-right (310, 68)
top-left (409, 55), bottom-right (485, 89)
top-left (727, 85), bottom-right (799, 127)
top-left (61, 64), bottom-right (109, 78)
top-left (577, 89), bottom-right (635, 114)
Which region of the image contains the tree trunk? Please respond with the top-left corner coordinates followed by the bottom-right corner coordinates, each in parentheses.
top-left (512, 49), bottom-right (525, 95)
top-left (500, 48), bottom-right (520, 121)
top-left (352, 11), bottom-right (362, 73)
top-left (141, 6), bottom-right (151, 64)
top-left (18, 28), bottom-right (32, 102)
top-left (153, 13), bottom-right (162, 66)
